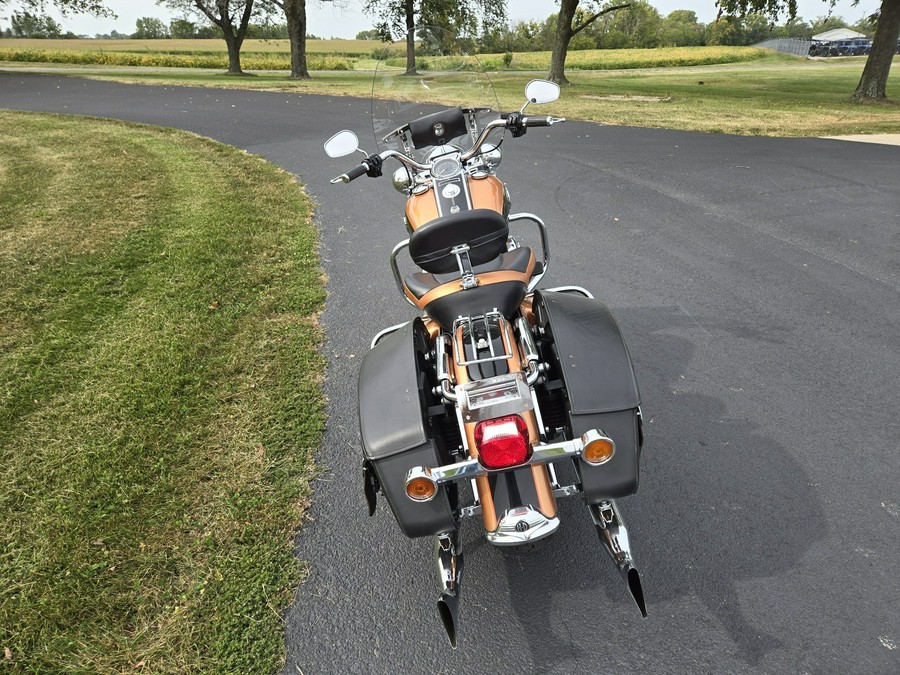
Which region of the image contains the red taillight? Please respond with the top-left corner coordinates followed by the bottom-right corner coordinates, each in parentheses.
top-left (474, 415), bottom-right (531, 470)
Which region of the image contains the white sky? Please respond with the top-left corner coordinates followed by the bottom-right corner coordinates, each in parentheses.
top-left (0, 0), bottom-right (880, 38)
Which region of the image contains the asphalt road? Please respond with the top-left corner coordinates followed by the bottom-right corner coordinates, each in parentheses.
top-left (2, 73), bottom-right (898, 674)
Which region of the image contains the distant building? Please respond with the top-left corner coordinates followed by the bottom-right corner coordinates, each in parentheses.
top-left (812, 28), bottom-right (868, 41)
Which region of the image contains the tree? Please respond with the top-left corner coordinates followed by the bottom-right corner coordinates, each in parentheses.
top-left (0, 0), bottom-right (111, 15)
top-left (605, 0), bottom-right (662, 48)
top-left (11, 10), bottom-right (62, 36)
top-left (363, 0), bottom-right (506, 75)
top-left (718, 0), bottom-right (899, 101)
top-left (549, 0), bottom-right (631, 84)
top-left (262, 0), bottom-right (310, 78)
top-left (659, 10), bottom-right (706, 47)
top-left (133, 16), bottom-right (169, 39)
top-left (159, 1), bottom-right (258, 74)
top-left (169, 18), bottom-right (197, 37)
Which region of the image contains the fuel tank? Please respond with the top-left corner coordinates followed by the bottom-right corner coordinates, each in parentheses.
top-left (405, 174), bottom-right (508, 231)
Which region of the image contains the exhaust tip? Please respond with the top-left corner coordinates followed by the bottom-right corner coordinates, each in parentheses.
top-left (627, 567), bottom-right (648, 618)
top-left (437, 595), bottom-right (459, 648)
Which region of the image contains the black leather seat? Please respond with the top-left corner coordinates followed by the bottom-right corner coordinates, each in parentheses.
top-left (409, 208), bottom-right (509, 275)
top-left (404, 247), bottom-right (534, 300)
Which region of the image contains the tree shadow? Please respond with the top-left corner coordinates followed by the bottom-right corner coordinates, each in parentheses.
top-left (497, 306), bottom-right (826, 671)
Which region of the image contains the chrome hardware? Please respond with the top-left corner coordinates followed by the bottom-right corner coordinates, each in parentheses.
top-left (508, 213), bottom-right (549, 291)
top-left (435, 532), bottom-right (463, 648)
top-left (404, 428), bottom-right (615, 495)
top-left (487, 505), bottom-right (560, 546)
top-left (553, 484), bottom-right (581, 499)
top-left (458, 372), bottom-right (533, 423)
top-left (370, 321), bottom-right (410, 349)
top-left (457, 503), bottom-right (482, 519)
top-left (434, 333), bottom-right (457, 403)
top-left (392, 166), bottom-right (412, 193)
top-left (452, 312), bottom-right (514, 368)
top-left (514, 316), bottom-right (544, 385)
top-left (543, 285), bottom-right (594, 299)
top-left (590, 500), bottom-right (647, 618)
top-left (451, 244), bottom-right (479, 290)
top-left (390, 239), bottom-right (417, 308)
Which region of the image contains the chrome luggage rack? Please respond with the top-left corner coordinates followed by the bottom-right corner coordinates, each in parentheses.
top-left (452, 311), bottom-right (513, 367)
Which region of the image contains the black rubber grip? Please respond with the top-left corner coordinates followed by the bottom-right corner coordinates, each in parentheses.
top-left (523, 116), bottom-right (550, 127)
top-left (345, 163), bottom-right (368, 181)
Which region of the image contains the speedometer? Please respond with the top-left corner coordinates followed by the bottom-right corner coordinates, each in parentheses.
top-left (432, 156), bottom-right (462, 179)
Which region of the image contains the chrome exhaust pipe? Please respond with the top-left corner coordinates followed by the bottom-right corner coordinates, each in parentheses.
top-left (590, 500), bottom-right (647, 618)
top-left (437, 592), bottom-right (459, 649)
top-left (435, 532), bottom-right (462, 647)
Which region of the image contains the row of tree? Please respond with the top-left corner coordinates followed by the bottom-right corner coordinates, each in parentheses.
top-left (476, 7), bottom-right (878, 53)
top-left (0, 0), bottom-right (896, 101)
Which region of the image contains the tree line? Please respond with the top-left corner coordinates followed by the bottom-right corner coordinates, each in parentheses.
top-left (476, 5), bottom-right (878, 53)
top-left (0, 0), bottom-right (896, 101)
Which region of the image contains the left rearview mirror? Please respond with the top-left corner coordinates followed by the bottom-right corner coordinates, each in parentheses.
top-left (324, 130), bottom-right (359, 158)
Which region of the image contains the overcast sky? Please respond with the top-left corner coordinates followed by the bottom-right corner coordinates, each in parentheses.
top-left (0, 0), bottom-right (880, 38)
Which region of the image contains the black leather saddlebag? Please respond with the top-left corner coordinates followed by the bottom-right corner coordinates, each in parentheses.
top-left (534, 290), bottom-right (643, 502)
top-left (358, 319), bottom-right (456, 538)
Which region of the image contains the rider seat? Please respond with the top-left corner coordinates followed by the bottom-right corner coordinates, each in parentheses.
top-left (404, 219), bottom-right (536, 328)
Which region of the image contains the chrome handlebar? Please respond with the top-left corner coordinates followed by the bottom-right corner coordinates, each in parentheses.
top-left (331, 115), bottom-right (565, 184)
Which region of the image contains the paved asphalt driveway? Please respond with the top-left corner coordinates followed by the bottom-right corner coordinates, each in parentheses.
top-left (2, 73), bottom-right (898, 674)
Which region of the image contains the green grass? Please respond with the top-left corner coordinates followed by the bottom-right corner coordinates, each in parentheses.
top-left (27, 54), bottom-right (897, 137)
top-left (0, 111), bottom-right (326, 672)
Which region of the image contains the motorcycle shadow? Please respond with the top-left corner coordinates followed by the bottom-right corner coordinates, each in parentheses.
top-left (482, 305), bottom-right (827, 672)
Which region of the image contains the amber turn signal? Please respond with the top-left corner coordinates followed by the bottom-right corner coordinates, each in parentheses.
top-left (406, 475), bottom-right (437, 502)
top-left (582, 435), bottom-right (615, 465)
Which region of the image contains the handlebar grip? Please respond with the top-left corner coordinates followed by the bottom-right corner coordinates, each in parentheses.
top-left (342, 162), bottom-right (369, 182)
top-left (523, 116), bottom-right (551, 127)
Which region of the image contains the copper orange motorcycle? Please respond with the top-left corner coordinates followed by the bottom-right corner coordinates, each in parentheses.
top-left (324, 43), bottom-right (646, 647)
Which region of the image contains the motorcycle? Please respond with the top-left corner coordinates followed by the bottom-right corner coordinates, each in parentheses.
top-left (324, 40), bottom-right (646, 647)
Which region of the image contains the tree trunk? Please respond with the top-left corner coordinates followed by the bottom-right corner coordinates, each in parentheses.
top-left (284, 0), bottom-right (310, 79)
top-left (223, 30), bottom-right (244, 74)
top-left (549, 0), bottom-right (578, 85)
top-left (852, 0), bottom-right (900, 101)
top-left (404, 0), bottom-right (416, 76)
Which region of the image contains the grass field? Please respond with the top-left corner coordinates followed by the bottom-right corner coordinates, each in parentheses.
top-left (1, 38), bottom-right (897, 136)
top-left (0, 111), bottom-right (325, 672)
top-left (10, 55), bottom-right (893, 137)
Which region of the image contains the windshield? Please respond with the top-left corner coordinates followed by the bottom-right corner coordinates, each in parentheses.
top-left (371, 27), bottom-right (502, 163)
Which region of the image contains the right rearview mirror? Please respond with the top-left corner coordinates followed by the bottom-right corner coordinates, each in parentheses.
top-left (524, 80), bottom-right (560, 106)
top-left (324, 130), bottom-right (359, 158)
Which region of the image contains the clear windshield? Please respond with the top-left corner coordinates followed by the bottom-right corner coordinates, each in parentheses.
top-left (371, 27), bottom-right (502, 163)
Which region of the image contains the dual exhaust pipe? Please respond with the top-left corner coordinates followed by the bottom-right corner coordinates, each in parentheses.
top-left (432, 499), bottom-right (646, 648)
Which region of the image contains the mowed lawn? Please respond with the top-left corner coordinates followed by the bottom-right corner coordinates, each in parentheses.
top-left (0, 111), bottom-right (325, 672)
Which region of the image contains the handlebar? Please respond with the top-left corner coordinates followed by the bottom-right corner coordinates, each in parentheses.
top-left (331, 114), bottom-right (566, 183)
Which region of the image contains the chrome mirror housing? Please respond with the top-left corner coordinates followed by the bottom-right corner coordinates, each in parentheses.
top-left (324, 130), bottom-right (359, 158)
